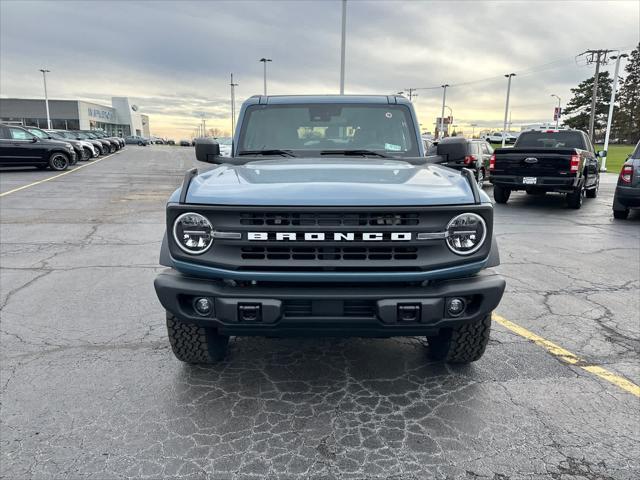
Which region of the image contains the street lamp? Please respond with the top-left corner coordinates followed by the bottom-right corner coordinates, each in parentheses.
top-left (39, 68), bottom-right (51, 129)
top-left (601, 53), bottom-right (629, 172)
top-left (502, 73), bottom-right (516, 147)
top-left (259, 58), bottom-right (272, 96)
top-left (551, 94), bottom-right (561, 129)
top-left (438, 84), bottom-right (449, 139)
top-left (471, 123), bottom-right (478, 138)
top-left (339, 0), bottom-right (347, 94)
top-left (230, 73), bottom-right (239, 140)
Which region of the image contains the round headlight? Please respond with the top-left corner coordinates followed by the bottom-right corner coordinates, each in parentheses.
top-left (173, 212), bottom-right (214, 254)
top-left (445, 213), bottom-right (487, 255)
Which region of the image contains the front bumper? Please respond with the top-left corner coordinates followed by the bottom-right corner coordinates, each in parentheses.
top-left (154, 269), bottom-right (506, 337)
top-left (490, 174), bottom-right (579, 191)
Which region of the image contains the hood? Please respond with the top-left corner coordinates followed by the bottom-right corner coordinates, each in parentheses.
top-left (181, 158), bottom-right (480, 206)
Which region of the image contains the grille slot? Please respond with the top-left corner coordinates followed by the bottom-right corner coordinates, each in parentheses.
top-left (283, 300), bottom-right (376, 318)
top-left (241, 246), bottom-right (418, 261)
top-left (240, 212), bottom-right (420, 227)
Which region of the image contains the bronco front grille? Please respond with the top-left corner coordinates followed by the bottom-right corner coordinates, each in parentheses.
top-left (239, 211), bottom-right (420, 227)
top-left (240, 246), bottom-right (418, 261)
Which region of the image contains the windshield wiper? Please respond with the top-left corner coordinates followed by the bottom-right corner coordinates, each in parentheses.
top-left (320, 149), bottom-right (391, 158)
top-left (238, 149), bottom-right (297, 157)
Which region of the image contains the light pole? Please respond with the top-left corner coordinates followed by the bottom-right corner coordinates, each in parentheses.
top-left (471, 123), bottom-right (478, 138)
top-left (339, 0), bottom-right (347, 94)
top-left (438, 84), bottom-right (449, 139)
top-left (502, 73), bottom-right (516, 147)
top-left (551, 94), bottom-right (561, 128)
top-left (259, 58), bottom-right (272, 96)
top-left (230, 73), bottom-right (239, 140)
top-left (601, 53), bottom-right (628, 172)
top-left (39, 69), bottom-right (51, 129)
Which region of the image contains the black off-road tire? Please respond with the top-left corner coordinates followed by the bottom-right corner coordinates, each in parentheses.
top-left (427, 314), bottom-right (491, 363)
top-left (166, 313), bottom-right (229, 364)
top-left (493, 185), bottom-right (511, 204)
top-left (613, 208), bottom-right (629, 220)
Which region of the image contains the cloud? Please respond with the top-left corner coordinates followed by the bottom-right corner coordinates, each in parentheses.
top-left (1, 0), bottom-right (637, 137)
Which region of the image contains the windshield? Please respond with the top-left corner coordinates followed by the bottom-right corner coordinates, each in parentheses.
top-left (238, 103), bottom-right (419, 157)
top-left (48, 131), bottom-right (65, 140)
top-left (516, 131), bottom-right (585, 149)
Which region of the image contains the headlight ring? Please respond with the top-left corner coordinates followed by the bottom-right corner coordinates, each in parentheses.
top-left (445, 213), bottom-right (487, 255)
top-left (173, 212), bottom-right (214, 254)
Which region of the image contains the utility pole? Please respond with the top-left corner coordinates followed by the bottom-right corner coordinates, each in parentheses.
top-left (259, 58), bottom-right (272, 96)
top-left (579, 49), bottom-right (614, 140)
top-left (438, 84), bottom-right (449, 139)
top-left (339, 0), bottom-right (347, 94)
top-left (551, 94), bottom-right (561, 128)
top-left (601, 53), bottom-right (628, 172)
top-left (502, 73), bottom-right (515, 147)
top-left (39, 69), bottom-right (51, 129)
top-left (230, 73), bottom-right (238, 139)
top-left (403, 88), bottom-right (418, 102)
top-left (471, 123), bottom-right (478, 138)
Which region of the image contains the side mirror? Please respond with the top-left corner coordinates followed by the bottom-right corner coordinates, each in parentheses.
top-left (31, 136), bottom-right (38, 143)
top-left (195, 137), bottom-right (221, 164)
top-left (597, 150), bottom-right (606, 158)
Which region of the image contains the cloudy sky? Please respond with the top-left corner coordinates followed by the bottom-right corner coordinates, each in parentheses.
top-left (1, 0), bottom-right (638, 138)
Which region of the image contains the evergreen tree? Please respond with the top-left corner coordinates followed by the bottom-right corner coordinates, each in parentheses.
top-left (563, 71), bottom-right (613, 135)
top-left (614, 43), bottom-right (640, 143)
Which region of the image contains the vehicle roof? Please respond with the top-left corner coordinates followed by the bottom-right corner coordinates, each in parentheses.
top-left (243, 94), bottom-right (412, 106)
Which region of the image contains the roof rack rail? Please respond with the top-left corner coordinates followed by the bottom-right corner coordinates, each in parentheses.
top-left (179, 168), bottom-right (198, 204)
top-left (461, 168), bottom-right (481, 204)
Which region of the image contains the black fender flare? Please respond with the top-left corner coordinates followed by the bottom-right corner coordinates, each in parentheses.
top-left (486, 236), bottom-right (500, 268)
top-left (159, 231), bottom-right (173, 267)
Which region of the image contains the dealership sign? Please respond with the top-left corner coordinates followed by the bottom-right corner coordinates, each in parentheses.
top-left (87, 107), bottom-right (114, 121)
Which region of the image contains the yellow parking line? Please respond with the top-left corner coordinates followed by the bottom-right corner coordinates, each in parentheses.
top-left (493, 314), bottom-right (640, 398)
top-left (0, 152), bottom-right (116, 198)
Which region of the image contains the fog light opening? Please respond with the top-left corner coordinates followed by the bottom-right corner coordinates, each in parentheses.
top-left (193, 297), bottom-right (213, 316)
top-left (447, 297), bottom-right (467, 317)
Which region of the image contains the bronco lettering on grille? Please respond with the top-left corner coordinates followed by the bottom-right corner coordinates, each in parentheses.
top-left (247, 232), bottom-right (412, 241)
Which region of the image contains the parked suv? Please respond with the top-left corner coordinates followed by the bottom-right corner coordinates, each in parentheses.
top-left (436, 137), bottom-right (492, 188)
top-left (154, 95), bottom-right (505, 365)
top-left (613, 141), bottom-right (640, 219)
top-left (125, 135), bottom-right (150, 146)
top-left (47, 130), bottom-right (98, 159)
top-left (0, 123), bottom-right (75, 170)
top-left (25, 126), bottom-right (82, 163)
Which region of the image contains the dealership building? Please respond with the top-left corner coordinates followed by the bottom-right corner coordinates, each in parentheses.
top-left (0, 97), bottom-right (150, 137)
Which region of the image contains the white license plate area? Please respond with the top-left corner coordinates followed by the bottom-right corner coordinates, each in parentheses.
top-left (523, 177), bottom-right (537, 185)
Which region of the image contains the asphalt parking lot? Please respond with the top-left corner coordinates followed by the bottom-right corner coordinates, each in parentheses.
top-left (1, 146), bottom-right (638, 480)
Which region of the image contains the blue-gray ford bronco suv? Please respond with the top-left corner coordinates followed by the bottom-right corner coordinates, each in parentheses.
top-left (154, 95), bottom-right (505, 364)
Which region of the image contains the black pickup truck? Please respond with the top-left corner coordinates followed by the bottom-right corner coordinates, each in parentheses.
top-left (489, 129), bottom-right (600, 209)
